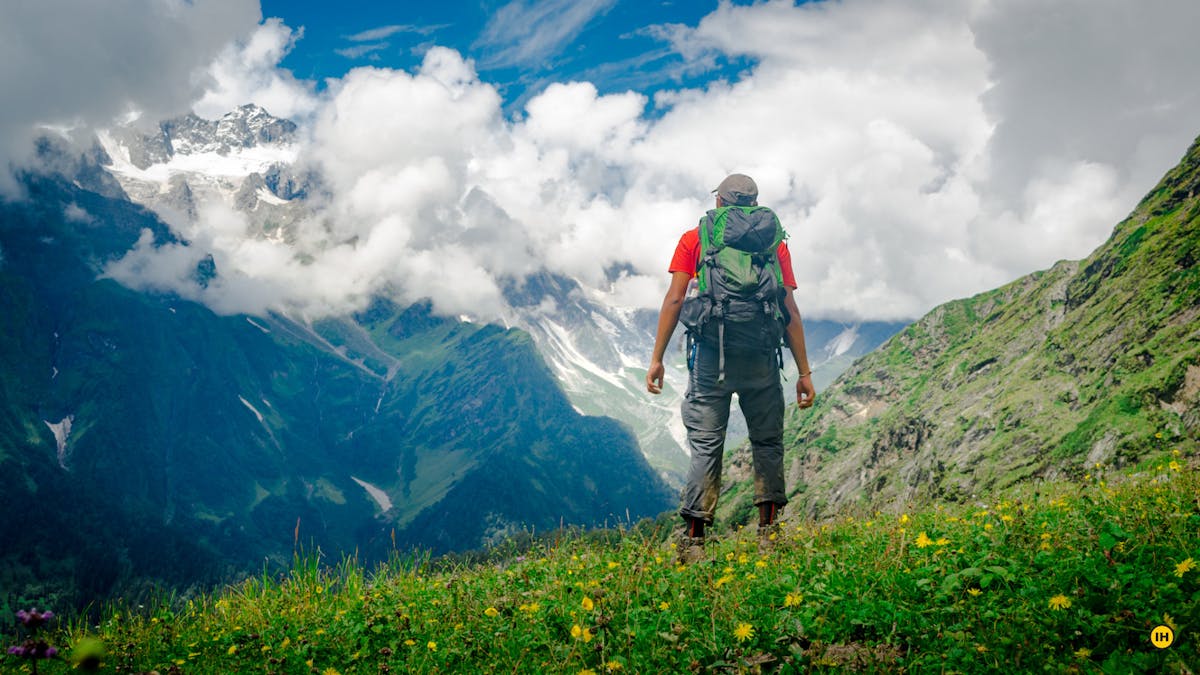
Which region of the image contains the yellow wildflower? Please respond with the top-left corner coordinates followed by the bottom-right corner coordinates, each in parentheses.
top-left (1048, 594), bottom-right (1072, 610)
top-left (607, 561), bottom-right (619, 569)
top-left (967, 588), bottom-right (982, 597)
top-left (899, 513), bottom-right (909, 524)
top-left (571, 624), bottom-right (594, 643)
top-left (579, 670), bottom-right (597, 675)
top-left (485, 606), bottom-right (500, 617)
top-left (1169, 460), bottom-right (1181, 472)
top-left (733, 622), bottom-right (755, 642)
top-left (1074, 647), bottom-right (1091, 659)
top-left (582, 596), bottom-right (595, 611)
top-left (659, 601), bottom-right (670, 611)
top-left (1000, 514), bottom-right (1014, 522)
top-left (403, 640), bottom-right (415, 647)
top-left (915, 532), bottom-right (934, 548)
top-left (322, 669), bottom-right (341, 675)
top-left (714, 574), bottom-right (734, 588)
top-left (1175, 558), bottom-right (1195, 577)
top-left (784, 593), bottom-right (802, 607)
top-left (427, 641), bottom-right (437, 652)
top-left (605, 660), bottom-right (624, 672)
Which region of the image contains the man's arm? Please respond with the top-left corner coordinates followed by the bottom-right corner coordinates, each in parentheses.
top-left (782, 289), bottom-right (816, 408)
top-left (646, 271), bottom-right (693, 395)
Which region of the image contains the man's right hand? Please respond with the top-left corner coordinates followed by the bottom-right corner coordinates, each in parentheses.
top-left (646, 361), bottom-right (665, 394)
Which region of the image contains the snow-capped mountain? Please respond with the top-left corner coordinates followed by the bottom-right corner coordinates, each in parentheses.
top-left (94, 105), bottom-right (907, 488)
top-left (500, 272), bottom-right (693, 485)
top-left (97, 104), bottom-right (310, 236)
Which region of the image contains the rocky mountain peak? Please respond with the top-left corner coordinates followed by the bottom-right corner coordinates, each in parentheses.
top-left (162, 104), bottom-right (296, 157)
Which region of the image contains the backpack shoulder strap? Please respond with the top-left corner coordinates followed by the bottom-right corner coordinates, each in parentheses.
top-left (697, 211), bottom-right (720, 294)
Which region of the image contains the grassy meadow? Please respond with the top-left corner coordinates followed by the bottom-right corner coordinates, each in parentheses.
top-left (4, 449), bottom-right (1198, 674)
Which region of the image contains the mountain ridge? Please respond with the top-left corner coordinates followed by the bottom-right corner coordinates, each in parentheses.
top-left (718, 132), bottom-right (1200, 522)
top-left (90, 105), bottom-right (906, 487)
top-left (0, 173), bottom-right (673, 613)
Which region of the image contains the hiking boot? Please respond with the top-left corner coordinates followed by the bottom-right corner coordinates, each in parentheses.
top-left (757, 523), bottom-right (781, 554)
top-left (676, 535), bottom-right (706, 564)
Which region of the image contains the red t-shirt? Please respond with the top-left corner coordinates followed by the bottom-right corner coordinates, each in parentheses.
top-left (668, 228), bottom-right (797, 289)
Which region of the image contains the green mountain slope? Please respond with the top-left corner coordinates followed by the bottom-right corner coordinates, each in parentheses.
top-left (0, 175), bottom-right (672, 613)
top-left (720, 134), bottom-right (1200, 521)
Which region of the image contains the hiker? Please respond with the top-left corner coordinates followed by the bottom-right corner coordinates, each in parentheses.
top-left (645, 173), bottom-right (815, 561)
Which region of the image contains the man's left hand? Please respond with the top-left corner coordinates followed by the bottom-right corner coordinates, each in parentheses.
top-left (796, 375), bottom-right (815, 409)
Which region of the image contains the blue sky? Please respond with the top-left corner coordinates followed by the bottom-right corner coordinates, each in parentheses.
top-left (260, 0), bottom-right (753, 111)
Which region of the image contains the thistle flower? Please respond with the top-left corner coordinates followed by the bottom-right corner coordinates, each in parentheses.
top-left (16, 609), bottom-right (53, 629)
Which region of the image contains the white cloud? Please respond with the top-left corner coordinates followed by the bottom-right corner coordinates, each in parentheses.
top-left (0, 0), bottom-right (261, 195)
top-left (335, 43), bottom-right (389, 60)
top-left (346, 24), bottom-right (445, 42)
top-left (474, 0), bottom-right (619, 69)
top-left (44, 0), bottom-right (1200, 324)
top-left (192, 18), bottom-right (317, 122)
top-left (63, 202), bottom-right (93, 223)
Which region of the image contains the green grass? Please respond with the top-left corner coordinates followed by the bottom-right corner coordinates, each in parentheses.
top-left (5, 455), bottom-right (1199, 674)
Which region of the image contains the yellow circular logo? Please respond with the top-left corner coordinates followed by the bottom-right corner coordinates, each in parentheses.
top-left (1150, 625), bottom-right (1175, 649)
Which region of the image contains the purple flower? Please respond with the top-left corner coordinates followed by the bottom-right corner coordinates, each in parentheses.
top-left (15, 608), bottom-right (52, 629)
top-left (7, 645), bottom-right (26, 656)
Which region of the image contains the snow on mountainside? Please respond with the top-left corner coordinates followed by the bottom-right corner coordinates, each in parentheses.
top-left (93, 106), bottom-right (907, 489)
top-left (97, 104), bottom-right (309, 232)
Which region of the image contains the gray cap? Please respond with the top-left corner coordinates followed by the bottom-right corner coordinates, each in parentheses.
top-left (713, 173), bottom-right (758, 206)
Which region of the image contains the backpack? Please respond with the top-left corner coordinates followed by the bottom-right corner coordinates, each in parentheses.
top-left (679, 205), bottom-right (790, 383)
